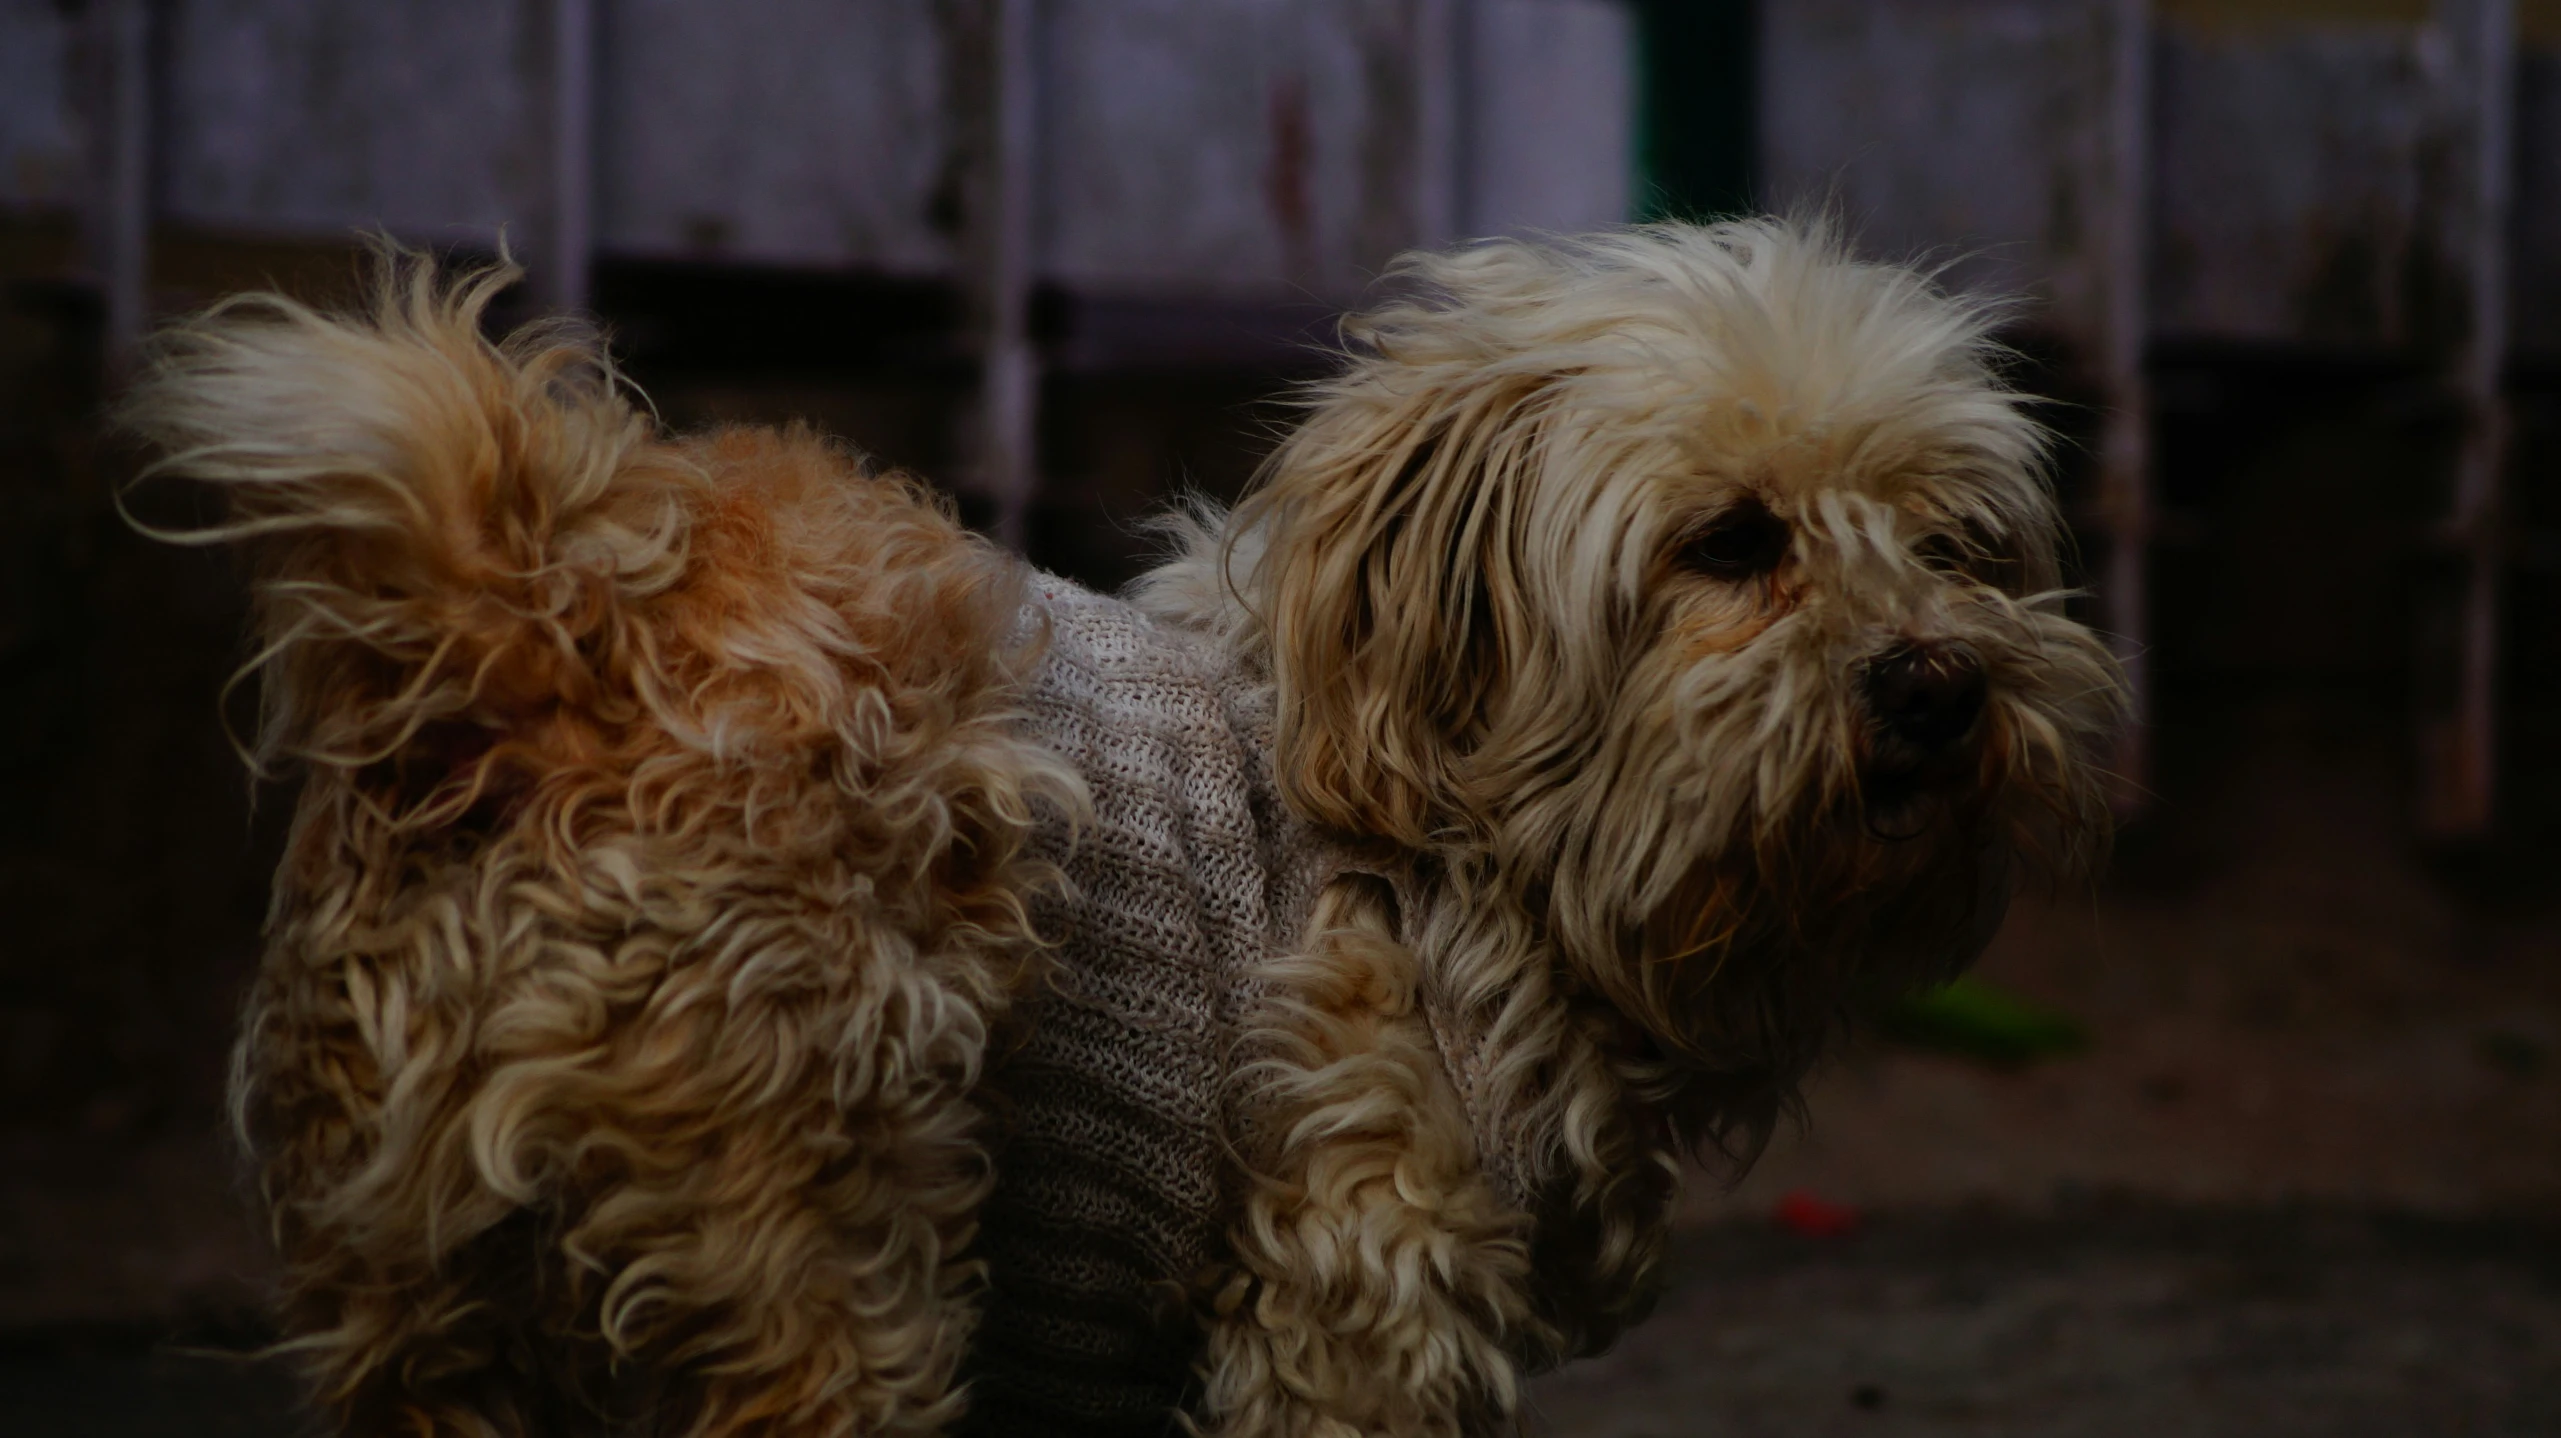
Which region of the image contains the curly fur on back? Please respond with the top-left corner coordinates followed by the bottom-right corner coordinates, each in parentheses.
top-left (123, 250), bottom-right (1081, 1436)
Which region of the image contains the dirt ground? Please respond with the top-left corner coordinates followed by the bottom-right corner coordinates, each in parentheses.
top-left (1693, 702), bottom-right (2561, 1226)
top-left (1525, 1206), bottom-right (2561, 1438)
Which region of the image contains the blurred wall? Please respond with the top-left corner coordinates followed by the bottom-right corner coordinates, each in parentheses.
top-left (1, 0), bottom-right (1636, 294)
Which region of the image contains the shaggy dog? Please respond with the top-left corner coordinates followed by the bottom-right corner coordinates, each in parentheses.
top-left (125, 220), bottom-right (2120, 1437)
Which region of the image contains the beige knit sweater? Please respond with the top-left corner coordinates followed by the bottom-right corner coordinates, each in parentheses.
top-left (956, 574), bottom-right (1339, 1436)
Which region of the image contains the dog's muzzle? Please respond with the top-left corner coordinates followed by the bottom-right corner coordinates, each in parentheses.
top-left (1864, 642), bottom-right (1985, 752)
top-left (1858, 641), bottom-right (1986, 806)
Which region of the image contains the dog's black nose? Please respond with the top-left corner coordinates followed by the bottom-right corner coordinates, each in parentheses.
top-left (1862, 643), bottom-right (1986, 754)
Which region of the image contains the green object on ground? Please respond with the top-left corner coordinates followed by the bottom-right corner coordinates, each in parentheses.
top-left (1874, 976), bottom-right (2088, 1067)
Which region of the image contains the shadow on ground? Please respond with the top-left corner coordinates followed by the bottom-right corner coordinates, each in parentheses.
top-left (1528, 1205), bottom-right (2561, 1438)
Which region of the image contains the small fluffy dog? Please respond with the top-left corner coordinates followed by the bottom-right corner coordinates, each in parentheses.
top-left (127, 220), bottom-right (2120, 1437)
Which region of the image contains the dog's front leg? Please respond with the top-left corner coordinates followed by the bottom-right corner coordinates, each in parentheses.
top-left (1202, 876), bottom-right (1538, 1438)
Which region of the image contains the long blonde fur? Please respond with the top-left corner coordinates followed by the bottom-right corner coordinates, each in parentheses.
top-left (123, 248), bottom-right (1081, 1436)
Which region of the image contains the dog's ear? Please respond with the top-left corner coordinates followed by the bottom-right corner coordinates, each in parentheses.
top-left (1254, 372), bottom-right (1552, 847)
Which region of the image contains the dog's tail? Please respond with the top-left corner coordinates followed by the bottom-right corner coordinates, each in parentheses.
top-left (122, 250), bottom-right (1077, 1435)
top-left (119, 247), bottom-right (694, 792)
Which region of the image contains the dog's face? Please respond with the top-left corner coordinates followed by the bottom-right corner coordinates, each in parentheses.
top-left (1248, 221), bottom-right (2122, 1083)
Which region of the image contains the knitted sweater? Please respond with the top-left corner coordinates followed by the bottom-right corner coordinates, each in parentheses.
top-left (955, 575), bottom-right (1338, 1436)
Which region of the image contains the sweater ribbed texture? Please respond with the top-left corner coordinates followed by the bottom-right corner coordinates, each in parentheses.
top-left (957, 576), bottom-right (1330, 1436)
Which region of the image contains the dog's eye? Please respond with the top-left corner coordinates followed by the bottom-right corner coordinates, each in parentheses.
top-left (1678, 503), bottom-right (1791, 581)
top-left (1915, 520), bottom-right (2019, 590)
top-left (1915, 531), bottom-right (1972, 573)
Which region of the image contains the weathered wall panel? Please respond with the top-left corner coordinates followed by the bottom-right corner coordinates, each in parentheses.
top-left (1767, 2), bottom-right (2533, 360)
top-left (2, 0), bottom-right (1636, 301)
top-left (0, 0), bottom-right (84, 211)
top-left (1039, 0), bottom-right (1431, 299)
top-left (2149, 17), bottom-right (2464, 350)
top-left (1759, 0), bottom-right (2131, 353)
top-left (594, 0), bottom-right (955, 272)
top-left (159, 0), bottom-right (554, 247)
top-left (1464, 0), bottom-right (1634, 239)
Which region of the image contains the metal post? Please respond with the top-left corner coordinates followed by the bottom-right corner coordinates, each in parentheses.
top-left (2421, 0), bottom-right (2514, 839)
top-left (547, 0), bottom-right (595, 313)
top-left (2099, 0), bottom-right (2154, 811)
top-left (977, 0), bottom-right (1040, 549)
